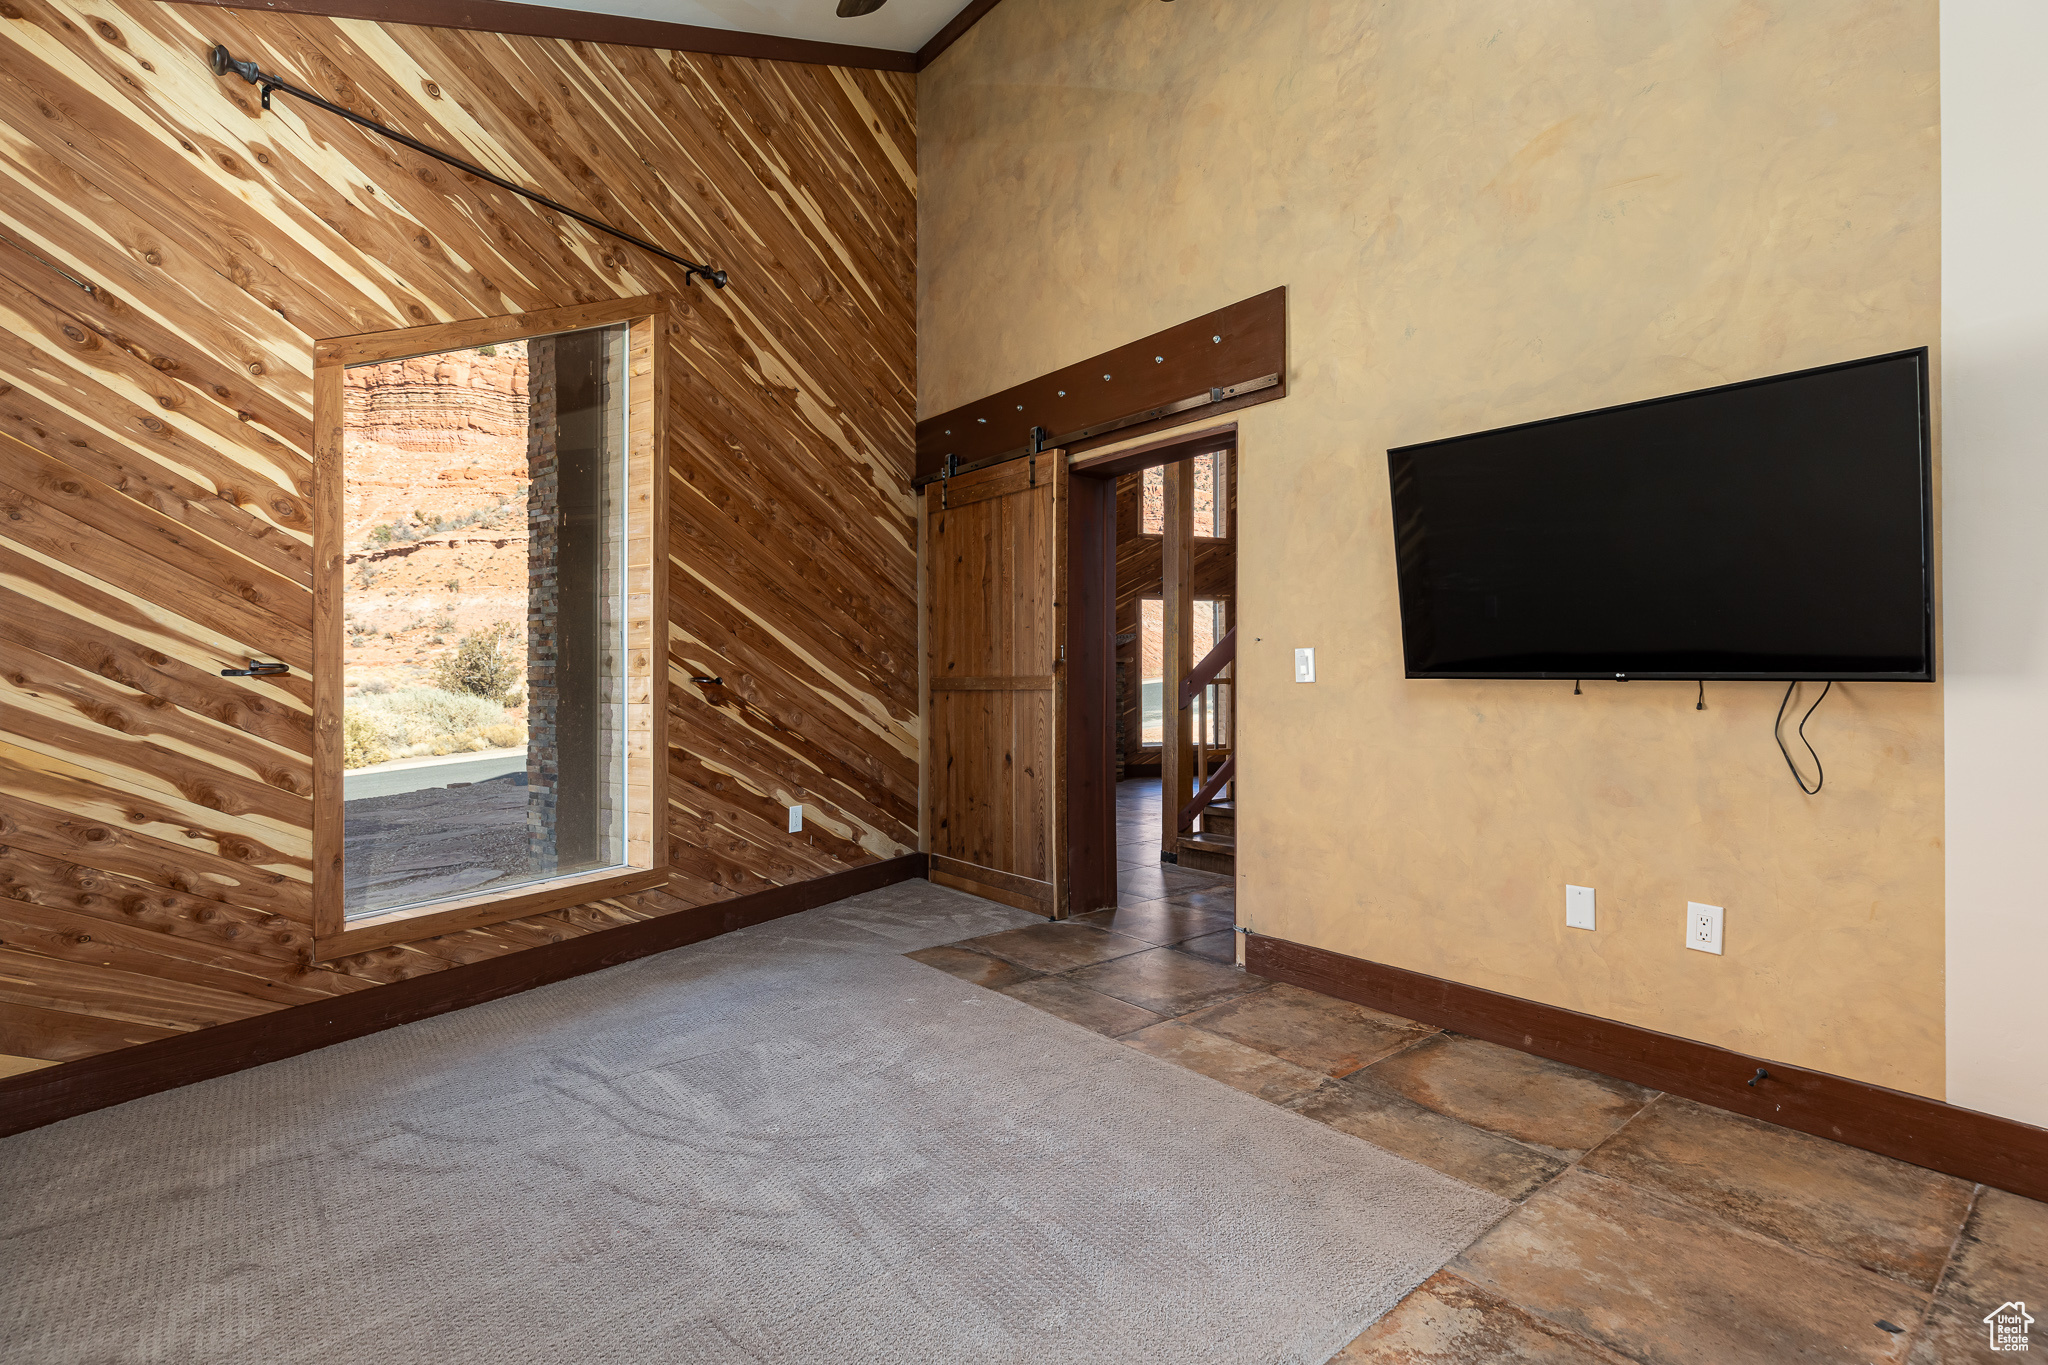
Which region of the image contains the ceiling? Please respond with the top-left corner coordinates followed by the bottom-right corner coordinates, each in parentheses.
top-left (501, 0), bottom-right (971, 51)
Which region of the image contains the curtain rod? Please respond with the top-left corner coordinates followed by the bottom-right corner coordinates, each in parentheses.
top-left (208, 44), bottom-right (729, 289)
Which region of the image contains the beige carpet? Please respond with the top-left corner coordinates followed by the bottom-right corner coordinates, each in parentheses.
top-left (0, 880), bottom-right (1505, 1364)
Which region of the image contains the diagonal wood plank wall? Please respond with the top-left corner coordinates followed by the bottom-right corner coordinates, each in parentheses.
top-left (0, 0), bottom-right (917, 1073)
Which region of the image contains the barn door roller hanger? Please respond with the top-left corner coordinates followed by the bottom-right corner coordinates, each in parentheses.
top-left (207, 44), bottom-right (729, 289)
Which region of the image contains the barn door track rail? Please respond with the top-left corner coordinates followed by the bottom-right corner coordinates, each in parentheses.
top-left (207, 44), bottom-right (730, 289)
top-left (910, 373), bottom-right (1278, 489)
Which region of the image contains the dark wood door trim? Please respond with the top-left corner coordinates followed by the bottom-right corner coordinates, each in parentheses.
top-left (1064, 421), bottom-right (1237, 897)
top-left (1247, 932), bottom-right (2048, 1204)
top-left (1158, 459), bottom-right (1195, 857)
top-left (1065, 473), bottom-right (1118, 913)
top-left (1069, 422), bottom-right (1237, 480)
top-left (0, 854), bottom-right (929, 1138)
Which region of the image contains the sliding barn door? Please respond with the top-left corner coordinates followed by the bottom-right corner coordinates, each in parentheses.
top-left (925, 454), bottom-right (1069, 917)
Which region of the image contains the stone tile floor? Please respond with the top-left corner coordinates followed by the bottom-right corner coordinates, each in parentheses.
top-left (906, 780), bottom-right (2048, 1364)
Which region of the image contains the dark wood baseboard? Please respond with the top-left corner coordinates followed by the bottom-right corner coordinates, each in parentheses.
top-left (0, 854), bottom-right (926, 1138)
top-left (1247, 932), bottom-right (2048, 1204)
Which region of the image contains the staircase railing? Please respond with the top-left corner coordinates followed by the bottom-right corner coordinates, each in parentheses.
top-left (1178, 627), bottom-right (1235, 707)
top-left (1179, 754), bottom-right (1235, 833)
top-left (1177, 627), bottom-right (1236, 834)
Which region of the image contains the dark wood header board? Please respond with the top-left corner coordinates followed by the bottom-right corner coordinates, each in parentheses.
top-left (915, 287), bottom-right (1287, 482)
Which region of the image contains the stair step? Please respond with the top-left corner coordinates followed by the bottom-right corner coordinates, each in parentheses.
top-left (1199, 805), bottom-right (1234, 838)
top-left (1176, 833), bottom-right (1234, 875)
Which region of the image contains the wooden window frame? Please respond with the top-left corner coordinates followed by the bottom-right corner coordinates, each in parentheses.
top-left (1136, 594), bottom-right (1231, 752)
top-left (1138, 449), bottom-right (1231, 540)
top-left (311, 296), bottom-right (671, 960)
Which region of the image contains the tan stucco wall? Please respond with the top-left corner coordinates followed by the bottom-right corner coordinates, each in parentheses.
top-left (919, 0), bottom-right (1944, 1095)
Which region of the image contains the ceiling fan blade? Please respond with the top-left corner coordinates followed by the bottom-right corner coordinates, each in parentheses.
top-left (836, 0), bottom-right (886, 15)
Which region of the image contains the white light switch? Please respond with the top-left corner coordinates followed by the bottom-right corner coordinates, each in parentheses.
top-left (1295, 648), bottom-right (1316, 683)
top-left (1565, 884), bottom-right (1596, 931)
top-left (788, 805), bottom-right (804, 834)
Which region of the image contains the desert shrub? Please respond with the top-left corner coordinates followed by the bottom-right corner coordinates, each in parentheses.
top-left (358, 677), bottom-right (393, 695)
top-left (476, 344), bottom-right (498, 358)
top-left (431, 623), bottom-right (523, 703)
top-left (481, 722), bottom-right (526, 750)
top-left (341, 711), bottom-right (390, 769)
top-left (346, 686), bottom-right (507, 754)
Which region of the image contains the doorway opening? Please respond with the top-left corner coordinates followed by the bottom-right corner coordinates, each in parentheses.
top-left (1068, 422), bottom-right (1239, 924)
top-left (917, 421), bottom-right (1241, 926)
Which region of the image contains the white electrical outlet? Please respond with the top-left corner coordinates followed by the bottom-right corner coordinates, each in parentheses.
top-left (787, 805), bottom-right (804, 834)
top-left (1565, 884), bottom-right (1596, 931)
top-left (1295, 647), bottom-right (1316, 683)
top-left (1686, 901), bottom-right (1724, 955)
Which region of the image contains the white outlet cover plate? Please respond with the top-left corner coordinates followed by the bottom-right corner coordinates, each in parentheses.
top-left (1565, 884), bottom-right (1596, 931)
top-left (1686, 901), bottom-right (1724, 955)
top-left (1295, 647), bottom-right (1316, 683)
top-left (788, 805), bottom-right (803, 834)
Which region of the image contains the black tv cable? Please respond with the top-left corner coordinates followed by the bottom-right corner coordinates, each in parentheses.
top-left (1775, 680), bottom-right (1832, 795)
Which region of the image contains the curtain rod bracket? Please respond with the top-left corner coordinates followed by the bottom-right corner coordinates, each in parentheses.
top-left (208, 44), bottom-right (728, 289)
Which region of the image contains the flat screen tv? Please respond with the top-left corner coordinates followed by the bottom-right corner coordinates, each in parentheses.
top-left (1386, 348), bottom-right (1933, 682)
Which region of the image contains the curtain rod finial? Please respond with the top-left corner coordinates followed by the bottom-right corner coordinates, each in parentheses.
top-left (209, 43), bottom-right (261, 85)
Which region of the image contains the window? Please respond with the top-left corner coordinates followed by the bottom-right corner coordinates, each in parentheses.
top-left (1139, 449), bottom-right (1230, 538)
top-left (313, 301), bottom-right (668, 951)
top-left (1141, 598), bottom-right (1163, 744)
top-left (1139, 597), bottom-right (1230, 748)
